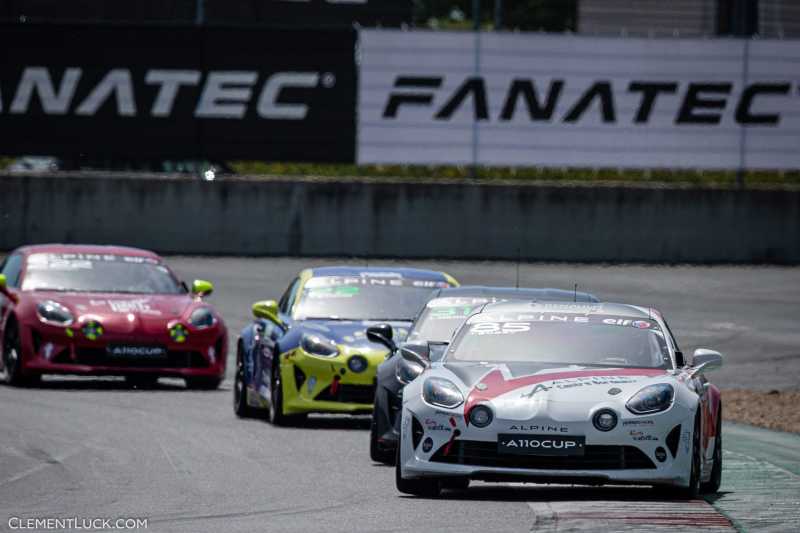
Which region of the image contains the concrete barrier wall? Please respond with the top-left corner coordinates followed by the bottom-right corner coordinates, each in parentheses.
top-left (1, 175), bottom-right (798, 263)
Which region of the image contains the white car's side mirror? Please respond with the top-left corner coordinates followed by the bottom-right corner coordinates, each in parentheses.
top-left (691, 348), bottom-right (723, 374)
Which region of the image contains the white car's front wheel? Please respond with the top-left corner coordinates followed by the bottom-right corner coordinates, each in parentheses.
top-left (658, 412), bottom-right (702, 499)
top-left (395, 444), bottom-right (441, 497)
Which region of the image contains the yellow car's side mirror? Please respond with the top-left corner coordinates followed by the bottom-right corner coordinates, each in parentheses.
top-left (191, 279), bottom-right (214, 297)
top-left (0, 274), bottom-right (6, 291)
top-left (252, 300), bottom-right (283, 327)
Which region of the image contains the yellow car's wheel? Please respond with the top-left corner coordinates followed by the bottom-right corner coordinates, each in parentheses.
top-left (268, 362), bottom-right (288, 425)
top-left (267, 361), bottom-right (306, 426)
top-left (234, 343), bottom-right (257, 418)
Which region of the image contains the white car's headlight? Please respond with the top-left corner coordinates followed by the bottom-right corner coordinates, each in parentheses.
top-left (422, 377), bottom-right (464, 408)
top-left (396, 358), bottom-right (425, 385)
top-left (36, 300), bottom-right (74, 326)
top-left (626, 384), bottom-right (674, 414)
top-left (300, 333), bottom-right (339, 357)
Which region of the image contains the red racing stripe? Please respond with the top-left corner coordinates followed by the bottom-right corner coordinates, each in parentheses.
top-left (463, 368), bottom-right (666, 423)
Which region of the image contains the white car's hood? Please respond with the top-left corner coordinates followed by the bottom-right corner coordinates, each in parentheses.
top-left (441, 362), bottom-right (673, 422)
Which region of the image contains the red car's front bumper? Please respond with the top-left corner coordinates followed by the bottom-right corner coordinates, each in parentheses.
top-left (19, 321), bottom-right (227, 379)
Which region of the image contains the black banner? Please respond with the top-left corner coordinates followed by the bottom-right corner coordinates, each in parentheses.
top-left (207, 0), bottom-right (412, 28)
top-left (0, 1), bottom-right (412, 28)
top-left (0, 24), bottom-right (357, 162)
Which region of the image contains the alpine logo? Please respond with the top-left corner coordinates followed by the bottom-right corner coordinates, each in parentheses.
top-left (382, 76), bottom-right (796, 125)
top-left (1, 67), bottom-right (336, 120)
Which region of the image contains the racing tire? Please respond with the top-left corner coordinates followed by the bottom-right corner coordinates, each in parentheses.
top-left (185, 376), bottom-right (223, 390)
top-left (268, 361), bottom-right (290, 426)
top-left (395, 446), bottom-right (441, 497)
top-left (370, 407), bottom-right (395, 465)
top-left (700, 406), bottom-right (723, 494)
top-left (124, 375), bottom-right (159, 389)
top-left (233, 344), bottom-right (257, 418)
top-left (3, 320), bottom-right (39, 387)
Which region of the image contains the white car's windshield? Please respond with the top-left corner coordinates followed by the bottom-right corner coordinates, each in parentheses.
top-left (447, 312), bottom-right (672, 369)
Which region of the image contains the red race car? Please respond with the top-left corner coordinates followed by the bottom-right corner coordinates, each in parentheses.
top-left (0, 244), bottom-right (227, 389)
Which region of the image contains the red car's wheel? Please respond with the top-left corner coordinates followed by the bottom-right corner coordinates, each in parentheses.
top-left (3, 320), bottom-right (39, 387)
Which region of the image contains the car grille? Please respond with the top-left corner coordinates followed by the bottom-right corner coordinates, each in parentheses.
top-left (430, 440), bottom-right (656, 470)
top-left (666, 424), bottom-right (682, 458)
top-left (294, 366), bottom-right (307, 391)
top-left (72, 348), bottom-right (209, 368)
top-left (314, 383), bottom-right (376, 404)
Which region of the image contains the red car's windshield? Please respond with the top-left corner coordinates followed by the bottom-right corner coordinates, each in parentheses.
top-left (21, 253), bottom-right (183, 294)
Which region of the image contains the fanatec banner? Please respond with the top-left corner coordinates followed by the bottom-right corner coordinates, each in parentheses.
top-left (0, 24), bottom-right (357, 162)
top-left (358, 30), bottom-right (800, 169)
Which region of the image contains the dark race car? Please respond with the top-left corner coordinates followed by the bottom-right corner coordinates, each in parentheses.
top-left (367, 286), bottom-right (600, 464)
top-left (233, 266), bottom-right (459, 425)
top-left (0, 244), bottom-right (227, 389)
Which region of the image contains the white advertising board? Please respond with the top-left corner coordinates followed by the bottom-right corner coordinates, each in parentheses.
top-left (358, 30), bottom-right (800, 169)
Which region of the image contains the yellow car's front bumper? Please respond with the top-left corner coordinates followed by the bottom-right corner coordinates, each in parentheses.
top-left (279, 344), bottom-right (388, 415)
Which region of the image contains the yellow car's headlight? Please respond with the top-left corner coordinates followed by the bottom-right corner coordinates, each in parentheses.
top-left (301, 333), bottom-right (339, 357)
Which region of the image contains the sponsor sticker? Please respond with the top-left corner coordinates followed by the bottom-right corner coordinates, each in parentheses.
top-left (469, 313), bottom-right (662, 332)
top-left (427, 297), bottom-right (492, 308)
top-left (623, 420), bottom-right (655, 426)
top-left (424, 418), bottom-right (451, 432)
top-left (107, 345), bottom-right (166, 358)
top-left (26, 253), bottom-right (159, 271)
top-left (629, 430), bottom-right (659, 442)
top-left (107, 298), bottom-right (161, 315)
top-left (498, 434), bottom-right (585, 456)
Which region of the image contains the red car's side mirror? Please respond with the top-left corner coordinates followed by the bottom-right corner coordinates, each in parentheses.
top-left (0, 274), bottom-right (19, 304)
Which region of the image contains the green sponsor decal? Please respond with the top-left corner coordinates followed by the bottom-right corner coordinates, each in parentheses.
top-left (430, 306), bottom-right (476, 319)
top-left (309, 286), bottom-right (361, 298)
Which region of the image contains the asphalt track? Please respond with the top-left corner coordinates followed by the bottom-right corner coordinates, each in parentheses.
top-left (1, 258), bottom-right (799, 532)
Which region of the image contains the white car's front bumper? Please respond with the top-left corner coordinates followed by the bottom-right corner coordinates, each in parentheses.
top-left (398, 397), bottom-right (697, 488)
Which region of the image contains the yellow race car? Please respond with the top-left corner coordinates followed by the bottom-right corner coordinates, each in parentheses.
top-left (233, 266), bottom-right (458, 424)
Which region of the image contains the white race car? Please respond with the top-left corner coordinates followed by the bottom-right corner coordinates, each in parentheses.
top-left (395, 301), bottom-right (724, 498)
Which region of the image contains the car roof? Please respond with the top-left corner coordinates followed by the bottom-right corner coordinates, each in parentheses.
top-left (309, 266), bottom-right (451, 282)
top-left (16, 244), bottom-right (161, 259)
top-left (433, 285), bottom-right (599, 303)
top-left (476, 300), bottom-right (652, 319)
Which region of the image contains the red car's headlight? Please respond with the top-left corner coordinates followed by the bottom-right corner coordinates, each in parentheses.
top-left (36, 301), bottom-right (74, 326)
top-left (189, 307), bottom-right (216, 329)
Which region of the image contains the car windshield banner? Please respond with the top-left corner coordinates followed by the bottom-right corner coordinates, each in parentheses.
top-left (357, 29), bottom-right (800, 170)
top-left (0, 24), bottom-right (357, 162)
